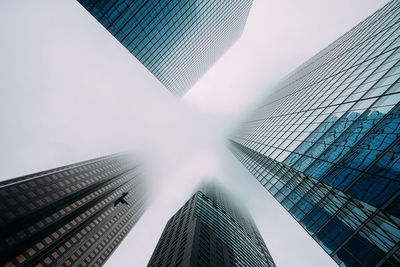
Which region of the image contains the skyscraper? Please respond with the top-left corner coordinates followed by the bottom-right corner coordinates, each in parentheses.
top-left (77, 0), bottom-right (253, 97)
top-left (148, 182), bottom-right (275, 267)
top-left (229, 1), bottom-right (400, 266)
top-left (0, 154), bottom-right (146, 267)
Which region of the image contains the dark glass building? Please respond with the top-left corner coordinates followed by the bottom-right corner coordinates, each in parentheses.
top-left (0, 154), bottom-right (146, 267)
top-left (77, 0), bottom-right (253, 97)
top-left (148, 182), bottom-right (275, 267)
top-left (229, 1), bottom-right (400, 266)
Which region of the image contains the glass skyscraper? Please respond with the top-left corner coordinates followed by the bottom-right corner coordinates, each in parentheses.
top-left (77, 0), bottom-right (253, 97)
top-left (0, 154), bottom-right (146, 267)
top-left (148, 182), bottom-right (275, 267)
top-left (229, 1), bottom-right (400, 266)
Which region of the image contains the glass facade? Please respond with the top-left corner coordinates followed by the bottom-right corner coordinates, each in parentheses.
top-left (229, 1), bottom-right (400, 266)
top-left (77, 0), bottom-right (253, 97)
top-left (148, 182), bottom-right (275, 267)
top-left (0, 154), bottom-right (146, 267)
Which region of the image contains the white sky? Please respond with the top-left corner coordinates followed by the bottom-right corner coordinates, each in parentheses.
top-left (0, 0), bottom-right (389, 266)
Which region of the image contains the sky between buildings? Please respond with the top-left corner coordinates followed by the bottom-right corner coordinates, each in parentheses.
top-left (0, 0), bottom-right (390, 266)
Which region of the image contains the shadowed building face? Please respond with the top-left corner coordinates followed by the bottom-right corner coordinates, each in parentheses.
top-left (0, 154), bottom-right (146, 267)
top-left (148, 182), bottom-right (276, 267)
top-left (229, 1), bottom-right (400, 266)
top-left (77, 0), bottom-right (253, 97)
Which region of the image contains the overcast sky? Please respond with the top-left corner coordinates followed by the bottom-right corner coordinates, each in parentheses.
top-left (0, 0), bottom-right (390, 266)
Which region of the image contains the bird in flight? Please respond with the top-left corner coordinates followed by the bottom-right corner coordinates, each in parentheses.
top-left (114, 192), bottom-right (129, 207)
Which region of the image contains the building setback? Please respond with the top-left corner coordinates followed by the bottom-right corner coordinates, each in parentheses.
top-left (77, 0), bottom-right (253, 97)
top-left (148, 182), bottom-right (275, 267)
top-left (0, 154), bottom-right (146, 267)
top-left (229, 1), bottom-right (400, 266)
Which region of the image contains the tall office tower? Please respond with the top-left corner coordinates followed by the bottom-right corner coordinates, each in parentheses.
top-left (229, 1), bottom-right (400, 266)
top-left (77, 0), bottom-right (253, 97)
top-left (0, 154), bottom-right (146, 267)
top-left (148, 182), bottom-right (275, 267)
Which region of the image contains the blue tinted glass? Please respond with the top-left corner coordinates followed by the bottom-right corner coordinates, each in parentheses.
top-left (322, 167), bottom-right (361, 190)
top-left (315, 230), bottom-right (339, 253)
top-left (228, 2), bottom-right (400, 266)
top-left (344, 235), bottom-right (382, 266)
top-left (334, 248), bottom-right (361, 267)
top-left (78, 0), bottom-right (253, 96)
top-left (347, 174), bottom-right (400, 206)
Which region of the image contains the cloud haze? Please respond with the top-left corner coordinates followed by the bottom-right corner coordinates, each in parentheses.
top-left (0, 0), bottom-right (389, 266)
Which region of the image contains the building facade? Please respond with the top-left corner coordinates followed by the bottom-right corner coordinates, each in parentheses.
top-left (77, 0), bottom-right (253, 97)
top-left (229, 1), bottom-right (400, 266)
top-left (148, 182), bottom-right (275, 267)
top-left (0, 154), bottom-right (146, 267)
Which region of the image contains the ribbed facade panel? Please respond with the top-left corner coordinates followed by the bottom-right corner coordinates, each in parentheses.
top-left (0, 154), bottom-right (146, 267)
top-left (148, 183), bottom-right (275, 267)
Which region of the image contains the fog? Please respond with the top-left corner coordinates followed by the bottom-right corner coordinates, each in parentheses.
top-left (0, 0), bottom-right (389, 266)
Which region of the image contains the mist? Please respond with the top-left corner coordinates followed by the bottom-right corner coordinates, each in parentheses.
top-left (0, 0), bottom-right (389, 266)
